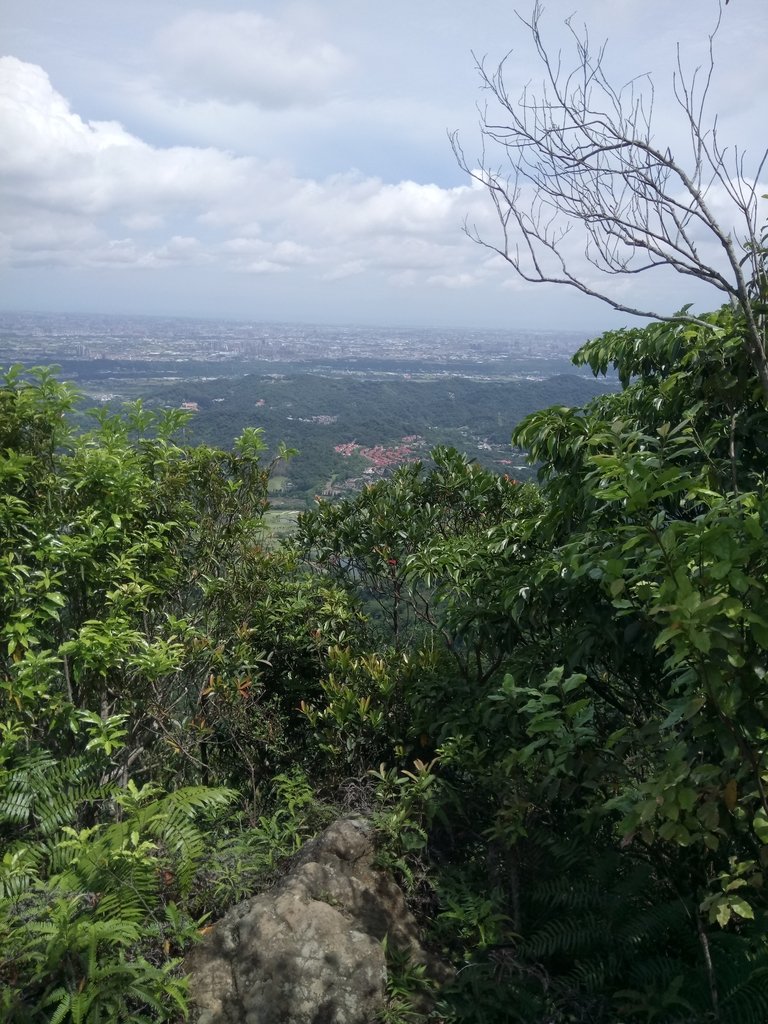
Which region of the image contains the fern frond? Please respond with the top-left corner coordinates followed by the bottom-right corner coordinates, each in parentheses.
top-left (140, 785), bottom-right (235, 894)
top-left (562, 952), bottom-right (620, 993)
top-left (42, 988), bottom-right (72, 1024)
top-left (0, 753), bottom-right (116, 837)
top-left (95, 869), bottom-right (157, 925)
top-left (616, 897), bottom-right (694, 947)
top-left (0, 841), bottom-right (45, 897)
top-left (525, 913), bottom-right (605, 958)
top-left (720, 968), bottom-right (768, 1024)
top-left (532, 875), bottom-right (617, 912)
top-left (624, 954), bottom-right (692, 991)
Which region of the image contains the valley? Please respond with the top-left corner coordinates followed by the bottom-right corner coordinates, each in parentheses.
top-left (0, 310), bottom-right (617, 505)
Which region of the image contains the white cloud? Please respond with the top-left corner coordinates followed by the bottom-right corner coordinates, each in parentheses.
top-left (9, 48), bottom-right (746, 324)
top-left (0, 56), bottom-right (253, 218)
top-left (426, 272), bottom-right (480, 289)
top-left (122, 212), bottom-right (165, 231)
top-left (151, 11), bottom-right (351, 109)
top-left (0, 57), bottom-right (501, 292)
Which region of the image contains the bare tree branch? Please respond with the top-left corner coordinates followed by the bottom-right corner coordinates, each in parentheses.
top-left (452, 1), bottom-right (768, 398)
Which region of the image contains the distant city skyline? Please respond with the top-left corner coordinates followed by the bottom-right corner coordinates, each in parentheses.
top-left (1, 0), bottom-right (766, 332)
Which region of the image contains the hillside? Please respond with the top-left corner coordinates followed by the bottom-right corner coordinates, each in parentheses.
top-left (142, 370), bottom-right (615, 499)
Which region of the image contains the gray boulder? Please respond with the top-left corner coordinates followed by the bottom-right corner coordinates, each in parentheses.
top-left (186, 817), bottom-right (441, 1024)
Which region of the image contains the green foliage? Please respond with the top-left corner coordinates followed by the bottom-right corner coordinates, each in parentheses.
top-left (0, 780), bottom-right (234, 1022)
top-left (0, 368), bottom-right (346, 1020)
top-left (299, 447), bottom-right (543, 660)
top-left (297, 306), bottom-right (768, 1021)
top-left (376, 937), bottom-right (437, 1024)
top-left (5, 298), bottom-right (768, 1023)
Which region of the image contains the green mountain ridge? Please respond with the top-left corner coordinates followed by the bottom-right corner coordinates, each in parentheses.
top-left (141, 370), bottom-right (616, 498)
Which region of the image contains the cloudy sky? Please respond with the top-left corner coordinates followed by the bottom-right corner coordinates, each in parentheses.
top-left (1, 0), bottom-right (766, 331)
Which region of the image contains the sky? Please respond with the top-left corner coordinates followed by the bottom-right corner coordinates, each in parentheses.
top-left (1, 0), bottom-right (766, 332)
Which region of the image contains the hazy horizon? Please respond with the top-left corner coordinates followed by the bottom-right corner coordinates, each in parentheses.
top-left (0, 305), bottom-right (604, 339)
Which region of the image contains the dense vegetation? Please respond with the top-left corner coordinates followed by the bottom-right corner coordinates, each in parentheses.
top-left (2, 305), bottom-right (768, 1022)
top-left (142, 369), bottom-right (612, 500)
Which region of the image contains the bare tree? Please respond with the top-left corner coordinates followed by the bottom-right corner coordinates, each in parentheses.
top-left (451, 2), bottom-right (768, 397)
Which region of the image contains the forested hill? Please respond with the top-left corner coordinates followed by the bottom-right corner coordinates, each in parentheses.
top-left (148, 370), bottom-right (612, 448)
top-left (140, 370), bottom-right (615, 497)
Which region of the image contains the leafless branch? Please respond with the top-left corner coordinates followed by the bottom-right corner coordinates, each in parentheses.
top-left (452, 1), bottom-right (768, 397)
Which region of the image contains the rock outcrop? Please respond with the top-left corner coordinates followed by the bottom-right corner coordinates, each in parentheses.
top-left (186, 817), bottom-right (441, 1024)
